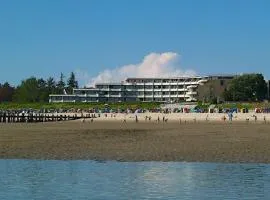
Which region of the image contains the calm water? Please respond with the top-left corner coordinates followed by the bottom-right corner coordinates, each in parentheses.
top-left (0, 160), bottom-right (270, 200)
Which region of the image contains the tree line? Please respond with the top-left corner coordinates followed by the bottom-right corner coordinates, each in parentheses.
top-left (0, 72), bottom-right (78, 103)
top-left (223, 74), bottom-right (268, 102)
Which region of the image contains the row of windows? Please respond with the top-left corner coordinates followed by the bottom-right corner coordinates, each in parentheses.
top-left (127, 78), bottom-right (202, 83)
top-left (74, 91), bottom-right (189, 96)
top-left (75, 85), bottom-right (189, 94)
top-left (50, 96), bottom-right (188, 102)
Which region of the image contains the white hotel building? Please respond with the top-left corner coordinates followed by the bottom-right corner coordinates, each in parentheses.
top-left (49, 76), bottom-right (234, 103)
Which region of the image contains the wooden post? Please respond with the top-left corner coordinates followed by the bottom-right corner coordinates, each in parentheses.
top-left (3, 113), bottom-right (6, 123)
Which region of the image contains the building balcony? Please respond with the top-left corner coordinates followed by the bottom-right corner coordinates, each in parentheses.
top-left (187, 85), bottom-right (198, 89)
top-left (161, 88), bottom-right (170, 91)
top-left (161, 82), bottom-right (172, 85)
top-left (144, 88), bottom-right (154, 91)
top-left (198, 79), bottom-right (208, 85)
top-left (109, 88), bottom-right (122, 91)
top-left (145, 82), bottom-right (153, 85)
top-left (125, 95), bottom-right (137, 98)
top-left (144, 95), bottom-right (153, 98)
top-left (177, 81), bottom-right (200, 85)
top-left (167, 82), bottom-right (178, 85)
top-left (77, 94), bottom-right (99, 97)
top-left (186, 91), bottom-right (197, 95)
top-left (109, 95), bottom-right (122, 98)
top-left (125, 88), bottom-right (136, 91)
top-left (177, 88), bottom-right (188, 91)
top-left (186, 97), bottom-right (197, 102)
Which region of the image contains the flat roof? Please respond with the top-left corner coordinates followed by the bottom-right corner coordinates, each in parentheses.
top-left (95, 83), bottom-right (123, 86)
top-left (90, 75), bottom-right (237, 86)
top-left (126, 77), bottom-right (204, 80)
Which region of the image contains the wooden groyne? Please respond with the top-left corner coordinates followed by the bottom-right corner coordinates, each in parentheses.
top-left (0, 113), bottom-right (91, 123)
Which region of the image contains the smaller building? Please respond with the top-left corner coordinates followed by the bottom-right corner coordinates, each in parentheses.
top-left (197, 75), bottom-right (234, 103)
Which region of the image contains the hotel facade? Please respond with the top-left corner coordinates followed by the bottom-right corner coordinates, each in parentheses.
top-left (49, 75), bottom-right (234, 103)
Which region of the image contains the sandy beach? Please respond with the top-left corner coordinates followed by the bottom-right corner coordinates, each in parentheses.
top-left (1, 120), bottom-right (270, 163)
top-left (54, 112), bottom-right (270, 123)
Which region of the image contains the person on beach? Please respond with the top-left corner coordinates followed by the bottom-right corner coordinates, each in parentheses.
top-left (253, 115), bottom-right (257, 122)
top-left (222, 115), bottom-right (226, 121)
top-left (135, 115), bottom-right (138, 123)
top-left (228, 112), bottom-right (233, 121)
top-left (145, 116), bottom-right (148, 121)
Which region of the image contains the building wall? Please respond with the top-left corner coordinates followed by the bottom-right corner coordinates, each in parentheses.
top-left (197, 78), bottom-right (232, 103)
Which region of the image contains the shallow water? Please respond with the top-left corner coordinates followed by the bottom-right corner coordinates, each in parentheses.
top-left (0, 160), bottom-right (270, 200)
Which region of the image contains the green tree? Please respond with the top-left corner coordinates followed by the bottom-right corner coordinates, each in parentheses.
top-left (56, 73), bottom-right (66, 94)
top-left (37, 78), bottom-right (48, 102)
top-left (67, 72), bottom-right (78, 94)
top-left (0, 82), bottom-right (14, 102)
top-left (47, 77), bottom-right (56, 94)
top-left (13, 77), bottom-right (40, 102)
top-left (223, 74), bottom-right (267, 101)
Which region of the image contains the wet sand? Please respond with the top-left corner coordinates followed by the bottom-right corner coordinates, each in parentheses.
top-left (1, 121), bottom-right (270, 163)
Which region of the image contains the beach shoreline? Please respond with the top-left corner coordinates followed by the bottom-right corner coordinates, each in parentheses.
top-left (53, 112), bottom-right (270, 123)
top-left (1, 120), bottom-right (270, 163)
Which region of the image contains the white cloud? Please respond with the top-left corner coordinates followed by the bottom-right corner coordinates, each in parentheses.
top-left (76, 52), bottom-right (197, 87)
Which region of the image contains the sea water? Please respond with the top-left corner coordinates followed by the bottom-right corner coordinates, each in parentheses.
top-left (0, 160), bottom-right (269, 200)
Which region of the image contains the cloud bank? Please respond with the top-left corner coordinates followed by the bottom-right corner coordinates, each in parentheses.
top-left (76, 52), bottom-right (196, 87)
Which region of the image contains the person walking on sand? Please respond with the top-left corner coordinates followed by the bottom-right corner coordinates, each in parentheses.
top-left (135, 115), bottom-right (138, 123)
top-left (222, 115), bottom-right (226, 121)
top-left (253, 115), bottom-right (257, 122)
top-left (228, 112), bottom-right (233, 122)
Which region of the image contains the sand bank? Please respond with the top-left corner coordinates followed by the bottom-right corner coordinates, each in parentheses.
top-left (1, 121), bottom-right (270, 163)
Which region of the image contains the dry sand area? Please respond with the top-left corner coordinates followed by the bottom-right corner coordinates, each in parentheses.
top-left (1, 121), bottom-right (270, 163)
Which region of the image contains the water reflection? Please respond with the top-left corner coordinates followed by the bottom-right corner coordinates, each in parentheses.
top-left (0, 160), bottom-right (269, 200)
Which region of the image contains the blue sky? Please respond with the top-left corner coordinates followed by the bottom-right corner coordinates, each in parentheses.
top-left (0, 0), bottom-right (269, 86)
